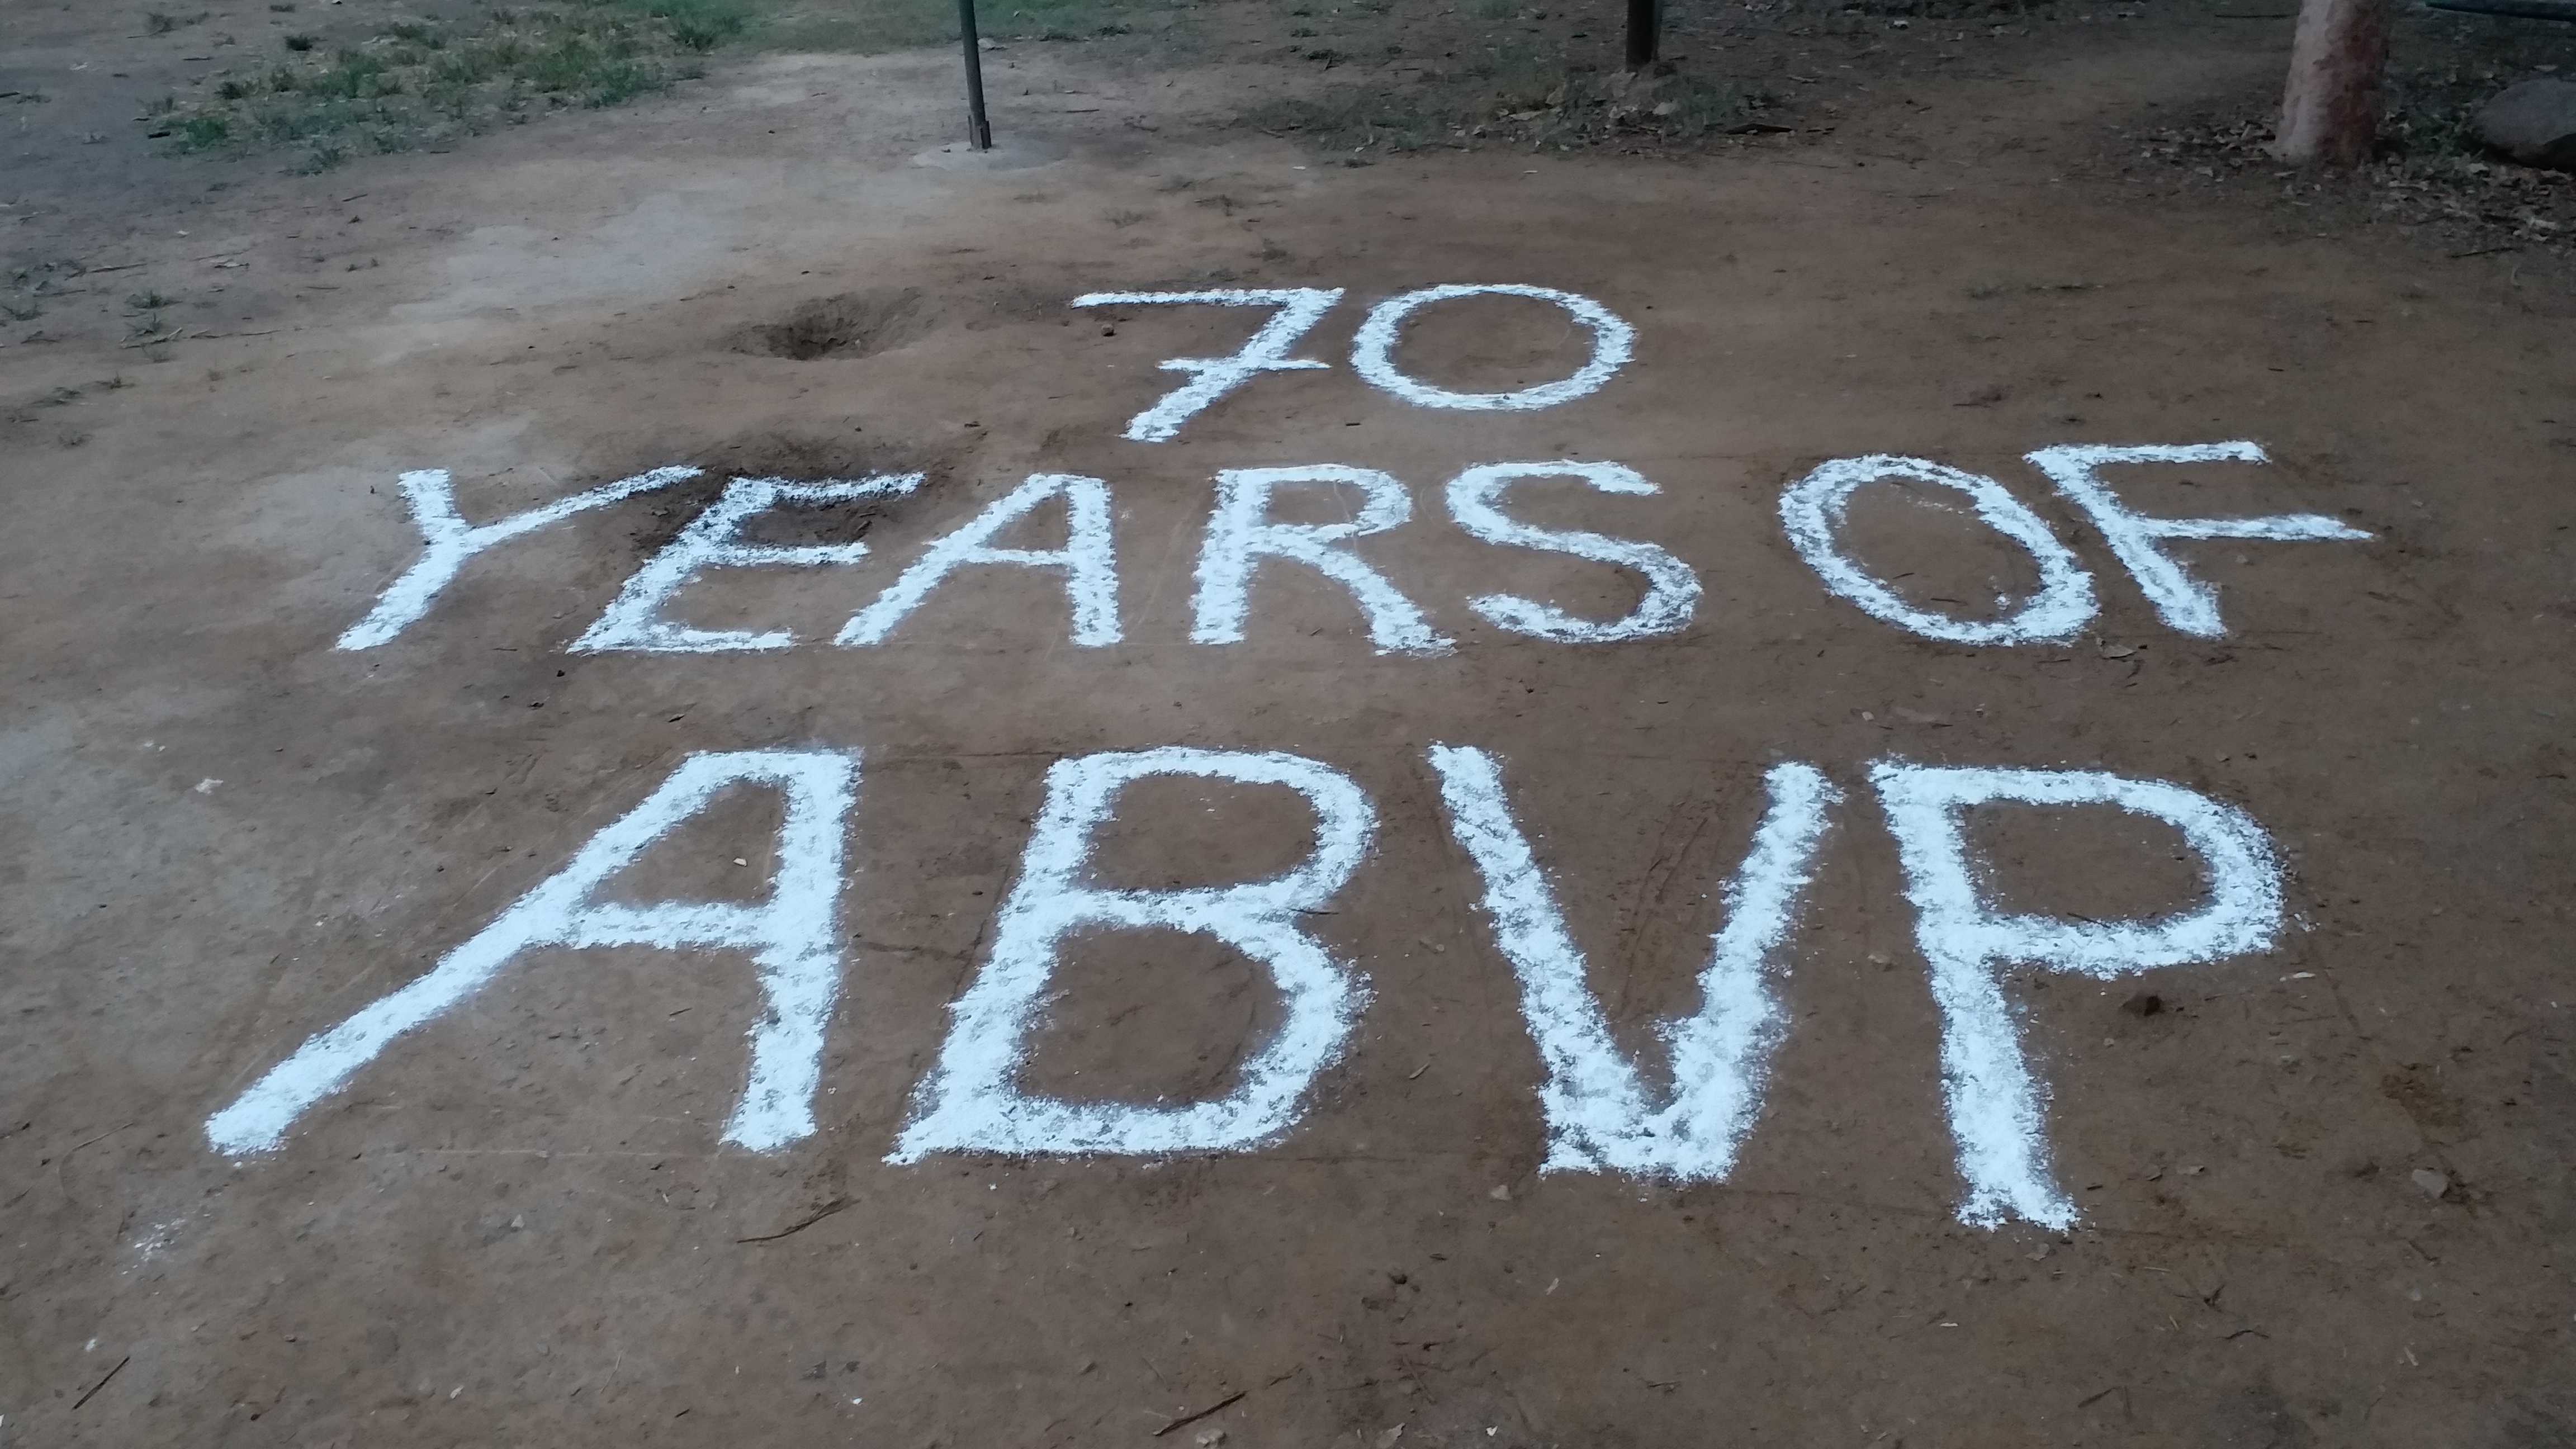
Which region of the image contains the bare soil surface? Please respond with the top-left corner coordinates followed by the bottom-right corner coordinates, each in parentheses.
top-left (4, 1), bottom-right (2574, 1445)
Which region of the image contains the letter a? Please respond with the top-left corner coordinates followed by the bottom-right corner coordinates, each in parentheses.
top-left (1191, 466), bottom-right (1448, 655)
top-left (1429, 745), bottom-right (1841, 1179)
top-left (836, 473), bottom-right (1120, 646)
top-left (207, 750), bottom-right (858, 1156)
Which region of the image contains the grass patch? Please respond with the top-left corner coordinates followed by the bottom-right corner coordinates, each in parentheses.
top-left (158, 0), bottom-right (1187, 170)
top-left (1248, 45), bottom-right (1773, 157)
top-left (176, 113), bottom-right (233, 148)
top-left (153, 0), bottom-right (759, 170)
top-left (765, 0), bottom-right (1182, 54)
top-left (2, 258), bottom-right (84, 325)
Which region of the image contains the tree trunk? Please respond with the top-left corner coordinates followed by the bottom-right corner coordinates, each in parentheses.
top-left (2274, 0), bottom-right (2394, 165)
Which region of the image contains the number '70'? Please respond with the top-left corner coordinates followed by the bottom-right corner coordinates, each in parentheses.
top-left (1073, 284), bottom-right (1636, 442)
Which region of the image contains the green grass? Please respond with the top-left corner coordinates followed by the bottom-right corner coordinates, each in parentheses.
top-left (153, 0), bottom-right (1191, 173)
top-left (2, 258), bottom-right (84, 325)
top-left (155, 0), bottom-right (760, 170)
top-left (176, 113), bottom-right (233, 147)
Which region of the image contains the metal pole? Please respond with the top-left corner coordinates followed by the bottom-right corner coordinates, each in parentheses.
top-left (958, 0), bottom-right (993, 151)
top-left (1624, 0), bottom-right (1660, 69)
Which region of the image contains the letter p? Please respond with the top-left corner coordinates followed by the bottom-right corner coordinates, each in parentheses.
top-left (1871, 763), bottom-right (2285, 1229)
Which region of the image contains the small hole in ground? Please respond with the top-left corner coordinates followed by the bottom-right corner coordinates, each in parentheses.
top-left (742, 288), bottom-right (933, 360)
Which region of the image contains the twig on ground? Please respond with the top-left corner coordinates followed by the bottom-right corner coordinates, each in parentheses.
top-left (1152, 1389), bottom-right (1245, 1436)
top-left (735, 1196), bottom-right (855, 1243)
top-left (72, 1355), bottom-right (130, 1411)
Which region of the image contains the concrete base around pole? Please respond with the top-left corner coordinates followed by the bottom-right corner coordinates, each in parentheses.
top-left (2274, 0), bottom-right (2393, 165)
top-left (912, 138), bottom-right (1068, 171)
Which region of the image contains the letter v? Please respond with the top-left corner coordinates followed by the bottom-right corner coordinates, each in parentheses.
top-left (1427, 746), bottom-right (1840, 1180)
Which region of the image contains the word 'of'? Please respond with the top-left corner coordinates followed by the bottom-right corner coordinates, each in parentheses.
top-left (337, 443), bottom-right (2367, 655)
top-left (208, 745), bottom-right (2285, 1230)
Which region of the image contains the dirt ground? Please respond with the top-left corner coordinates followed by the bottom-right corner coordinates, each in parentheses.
top-left (4, 0), bottom-right (2575, 1444)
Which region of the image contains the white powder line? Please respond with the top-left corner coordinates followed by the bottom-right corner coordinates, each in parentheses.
top-left (1351, 284), bottom-right (1634, 411)
top-left (891, 747), bottom-right (1375, 1161)
top-left (2024, 441), bottom-right (2372, 638)
top-left (1443, 461), bottom-right (1701, 642)
top-left (837, 473), bottom-right (1120, 647)
top-left (1870, 761), bottom-right (2284, 1229)
top-left (1429, 745), bottom-right (1840, 1180)
top-left (207, 750), bottom-right (860, 1156)
top-left (1191, 465), bottom-right (1450, 656)
top-left (1071, 289), bottom-right (1343, 442)
top-left (337, 465), bottom-right (702, 650)
top-left (1779, 454), bottom-right (2097, 646)
top-left (575, 474), bottom-right (922, 654)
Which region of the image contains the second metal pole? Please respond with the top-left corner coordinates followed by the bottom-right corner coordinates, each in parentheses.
top-left (958, 0), bottom-right (993, 151)
top-left (1624, 0), bottom-right (1660, 69)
